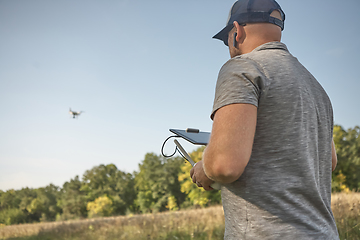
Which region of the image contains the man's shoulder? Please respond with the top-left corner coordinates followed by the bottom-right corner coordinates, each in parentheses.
top-left (241, 42), bottom-right (290, 63)
top-left (220, 55), bottom-right (263, 75)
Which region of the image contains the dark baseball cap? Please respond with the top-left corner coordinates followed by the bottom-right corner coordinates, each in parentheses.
top-left (213, 0), bottom-right (285, 46)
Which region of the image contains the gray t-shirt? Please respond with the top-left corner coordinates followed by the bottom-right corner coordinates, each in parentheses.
top-left (212, 42), bottom-right (339, 240)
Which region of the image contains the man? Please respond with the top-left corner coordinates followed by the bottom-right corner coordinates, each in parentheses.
top-left (190, 0), bottom-right (339, 239)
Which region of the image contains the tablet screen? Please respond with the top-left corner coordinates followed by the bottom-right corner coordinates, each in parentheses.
top-left (169, 129), bottom-right (210, 145)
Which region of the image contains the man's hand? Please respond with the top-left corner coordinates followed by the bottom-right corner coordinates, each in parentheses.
top-left (190, 160), bottom-right (214, 191)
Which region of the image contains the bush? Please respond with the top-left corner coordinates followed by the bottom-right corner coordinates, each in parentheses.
top-left (0, 208), bottom-right (27, 225)
top-left (86, 195), bottom-right (113, 218)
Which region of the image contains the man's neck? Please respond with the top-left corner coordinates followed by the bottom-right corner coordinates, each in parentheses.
top-left (241, 39), bottom-right (281, 55)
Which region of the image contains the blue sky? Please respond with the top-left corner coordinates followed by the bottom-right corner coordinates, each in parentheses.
top-left (0, 0), bottom-right (359, 191)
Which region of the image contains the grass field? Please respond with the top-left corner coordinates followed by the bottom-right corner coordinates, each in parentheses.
top-left (332, 193), bottom-right (360, 240)
top-left (0, 193), bottom-right (359, 240)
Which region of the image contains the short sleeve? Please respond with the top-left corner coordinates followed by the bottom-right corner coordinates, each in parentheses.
top-left (211, 57), bottom-right (266, 120)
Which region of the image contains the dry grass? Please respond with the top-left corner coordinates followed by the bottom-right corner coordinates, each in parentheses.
top-left (0, 193), bottom-right (359, 240)
top-left (0, 206), bottom-right (225, 240)
top-left (331, 192), bottom-right (360, 239)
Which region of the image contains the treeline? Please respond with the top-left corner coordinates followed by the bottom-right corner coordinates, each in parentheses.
top-left (0, 147), bottom-right (220, 225)
top-left (0, 125), bottom-right (359, 226)
top-left (332, 125), bottom-right (360, 192)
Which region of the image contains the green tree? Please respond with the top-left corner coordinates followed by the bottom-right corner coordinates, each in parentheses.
top-left (178, 147), bottom-right (221, 208)
top-left (135, 153), bottom-right (166, 213)
top-left (134, 153), bottom-right (185, 213)
top-left (81, 164), bottom-right (136, 215)
top-left (331, 171), bottom-right (350, 193)
top-left (17, 188), bottom-right (37, 215)
top-left (57, 176), bottom-right (87, 220)
top-left (111, 170), bottom-right (137, 215)
top-left (0, 189), bottom-right (28, 225)
top-left (28, 184), bottom-right (61, 222)
top-left (166, 195), bottom-right (179, 211)
top-left (0, 185), bottom-right (60, 225)
top-left (0, 208), bottom-right (27, 225)
top-left (87, 195), bottom-right (113, 218)
top-left (332, 125), bottom-right (360, 192)
top-left (81, 164), bottom-right (117, 201)
top-left (163, 156), bottom-right (187, 209)
top-left (0, 189), bottom-right (21, 211)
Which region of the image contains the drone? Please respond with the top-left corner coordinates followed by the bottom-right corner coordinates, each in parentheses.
top-left (69, 108), bottom-right (84, 119)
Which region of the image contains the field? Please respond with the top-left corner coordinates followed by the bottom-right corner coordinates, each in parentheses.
top-left (331, 193), bottom-right (360, 240)
top-left (0, 193), bottom-right (359, 240)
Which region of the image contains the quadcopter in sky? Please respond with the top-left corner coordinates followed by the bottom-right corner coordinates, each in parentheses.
top-left (69, 108), bottom-right (84, 119)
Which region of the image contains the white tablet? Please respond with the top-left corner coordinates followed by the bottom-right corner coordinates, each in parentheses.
top-left (169, 128), bottom-right (210, 145)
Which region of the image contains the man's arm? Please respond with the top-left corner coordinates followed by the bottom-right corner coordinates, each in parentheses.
top-left (332, 139), bottom-right (337, 172)
top-left (203, 103), bottom-right (257, 184)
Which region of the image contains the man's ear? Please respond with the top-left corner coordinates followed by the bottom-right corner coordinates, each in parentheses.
top-left (233, 21), bottom-right (245, 43)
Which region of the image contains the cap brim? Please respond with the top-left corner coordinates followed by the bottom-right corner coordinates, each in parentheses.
top-left (213, 24), bottom-right (233, 46)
